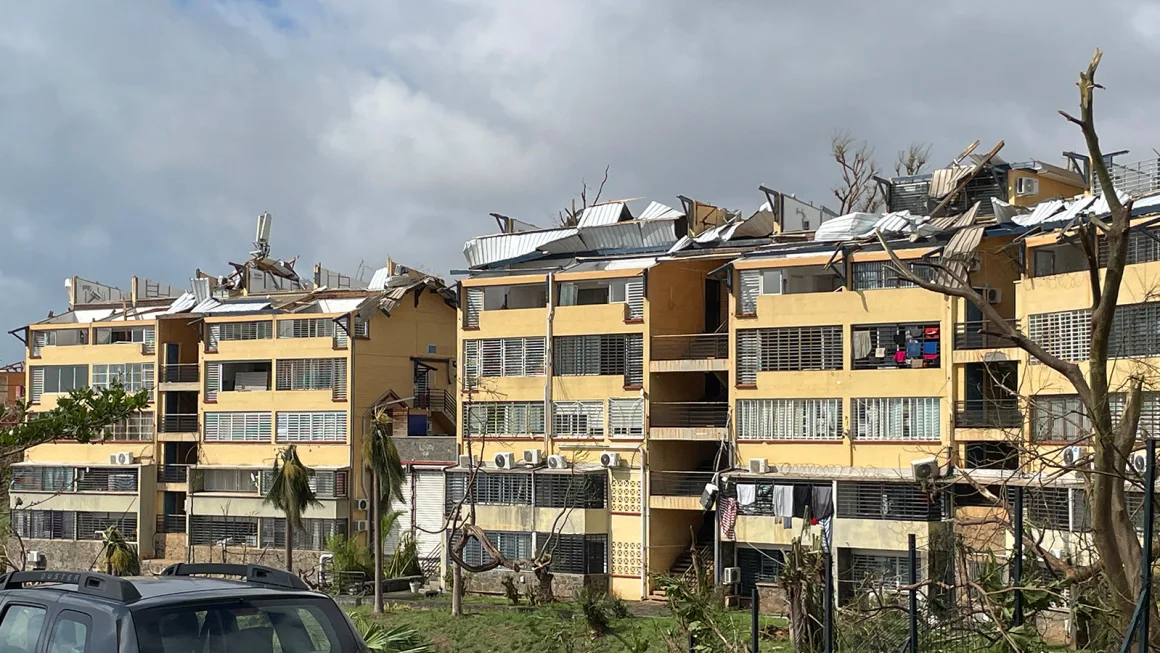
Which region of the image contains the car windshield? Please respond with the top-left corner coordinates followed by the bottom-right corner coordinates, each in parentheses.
top-left (132, 596), bottom-right (355, 653)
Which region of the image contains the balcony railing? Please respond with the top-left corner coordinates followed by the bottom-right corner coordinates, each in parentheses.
top-left (650, 402), bottom-right (729, 429)
top-left (158, 464), bottom-right (190, 484)
top-left (162, 363), bottom-right (199, 384)
top-left (159, 414), bottom-right (198, 433)
top-left (156, 514), bottom-right (187, 534)
top-left (955, 399), bottom-right (1022, 429)
top-left (954, 319), bottom-right (1019, 350)
top-left (414, 389), bottom-right (454, 416)
top-left (1094, 157), bottom-right (1160, 197)
top-left (650, 334), bottom-right (728, 361)
top-left (651, 471), bottom-right (717, 497)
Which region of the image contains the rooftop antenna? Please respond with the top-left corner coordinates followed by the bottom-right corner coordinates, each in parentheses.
top-left (252, 212), bottom-right (273, 259)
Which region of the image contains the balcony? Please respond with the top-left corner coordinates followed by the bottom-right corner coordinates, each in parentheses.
top-left (649, 402), bottom-right (729, 441)
top-left (158, 464), bottom-right (190, 485)
top-left (954, 399), bottom-right (1022, 430)
top-left (156, 513), bottom-right (187, 534)
top-left (650, 334), bottom-right (729, 373)
top-left (650, 471), bottom-right (716, 510)
top-left (954, 319), bottom-right (1019, 351)
top-left (158, 414), bottom-right (199, 441)
top-left (1094, 157), bottom-right (1160, 197)
top-left (160, 363), bottom-right (200, 390)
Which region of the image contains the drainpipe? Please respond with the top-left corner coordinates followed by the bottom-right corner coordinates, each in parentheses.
top-left (544, 273), bottom-right (555, 455)
top-left (639, 443), bottom-right (648, 600)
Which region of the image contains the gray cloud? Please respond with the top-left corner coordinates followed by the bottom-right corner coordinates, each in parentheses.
top-left (1, 0), bottom-right (1156, 361)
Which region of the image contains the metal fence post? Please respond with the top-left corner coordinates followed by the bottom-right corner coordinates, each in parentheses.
top-left (1013, 485), bottom-right (1024, 628)
top-left (752, 586), bottom-right (760, 653)
top-left (908, 533), bottom-right (917, 653)
top-left (824, 548), bottom-right (834, 653)
top-left (1140, 437), bottom-right (1155, 653)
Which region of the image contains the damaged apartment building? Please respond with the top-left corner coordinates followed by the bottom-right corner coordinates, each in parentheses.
top-left (8, 213), bottom-right (458, 574)
top-left (450, 141), bottom-right (1160, 613)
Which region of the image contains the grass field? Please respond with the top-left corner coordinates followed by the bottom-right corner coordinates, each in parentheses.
top-left (361, 597), bottom-right (792, 653)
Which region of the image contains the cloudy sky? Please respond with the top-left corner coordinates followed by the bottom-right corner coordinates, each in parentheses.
top-left (1, 0), bottom-right (1157, 362)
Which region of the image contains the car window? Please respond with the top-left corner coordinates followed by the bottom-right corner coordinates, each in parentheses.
top-left (47, 612), bottom-right (90, 653)
top-left (133, 597), bottom-right (353, 653)
top-left (0, 604), bottom-right (47, 653)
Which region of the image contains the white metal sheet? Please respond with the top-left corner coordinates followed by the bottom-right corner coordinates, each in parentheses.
top-left (413, 469), bottom-right (445, 559)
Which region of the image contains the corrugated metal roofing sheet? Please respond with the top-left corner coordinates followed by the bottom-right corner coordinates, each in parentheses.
top-left (577, 218), bottom-right (680, 251)
top-left (638, 201), bottom-right (684, 220)
top-left (576, 202), bottom-right (628, 228)
top-left (1013, 200), bottom-right (1065, 226)
top-left (463, 228), bottom-right (577, 267)
top-left (164, 292), bottom-right (198, 314)
top-left (368, 267), bottom-right (392, 290)
top-left (314, 298), bottom-right (367, 314)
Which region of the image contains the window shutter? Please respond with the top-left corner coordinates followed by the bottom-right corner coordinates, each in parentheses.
top-left (142, 364), bottom-right (155, 396)
top-left (464, 288), bottom-right (484, 328)
top-left (463, 340), bottom-right (480, 388)
top-left (525, 338), bottom-right (546, 374)
top-left (502, 338), bottom-right (526, 376)
top-left (739, 270), bottom-right (761, 315)
top-left (142, 327), bottom-right (156, 354)
top-left (481, 340), bottom-right (502, 377)
top-left (207, 325), bottom-right (220, 352)
top-left (737, 330), bottom-right (758, 385)
top-left (624, 334), bottom-right (643, 387)
top-left (333, 321), bottom-right (349, 349)
top-left (332, 359), bottom-right (348, 401)
top-left (30, 367), bottom-right (44, 403)
top-left (278, 320), bottom-right (294, 339)
top-left (205, 363), bottom-right (221, 401)
top-left (31, 332), bottom-right (45, 357)
top-left (558, 283), bottom-right (578, 306)
top-left (625, 278), bottom-right (644, 320)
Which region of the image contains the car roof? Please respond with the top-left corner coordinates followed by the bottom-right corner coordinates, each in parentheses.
top-left (126, 577), bottom-right (324, 608)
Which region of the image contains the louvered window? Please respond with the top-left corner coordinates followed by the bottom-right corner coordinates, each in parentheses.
top-left (625, 334), bottom-right (643, 386)
top-left (465, 402), bottom-right (545, 437)
top-left (625, 277), bottom-right (644, 319)
top-left (534, 473), bottom-right (607, 508)
top-left (535, 533), bottom-right (607, 574)
top-left (736, 399), bottom-right (843, 440)
top-left (30, 366), bottom-right (45, 403)
top-left (552, 401), bottom-right (605, 438)
top-left (445, 472), bottom-right (532, 508)
top-left (92, 363), bottom-right (155, 393)
top-left (737, 547), bottom-right (786, 595)
top-left (11, 510), bottom-right (75, 540)
top-left (1018, 487), bottom-right (1072, 531)
top-left (206, 324), bottom-right (220, 352)
top-left (737, 330), bottom-right (759, 385)
top-left (106, 411), bottom-right (155, 441)
top-left (353, 315), bottom-right (370, 338)
top-left (275, 358), bottom-right (347, 392)
top-left (609, 398), bottom-right (644, 437)
top-left (276, 411), bottom-right (347, 443)
top-left (850, 261), bottom-right (935, 290)
top-left (11, 466), bottom-right (75, 492)
top-left (1027, 309), bottom-right (1090, 364)
top-left (203, 412), bottom-right (272, 442)
top-left (189, 515), bottom-right (257, 546)
top-left (277, 318), bottom-right (335, 339)
top-left (333, 321), bottom-right (349, 349)
top-left (553, 334), bottom-right (642, 383)
top-left (759, 326), bottom-right (843, 371)
top-left (204, 362), bottom-right (221, 401)
top-left (1110, 301), bottom-right (1160, 359)
top-left (836, 482), bottom-right (943, 520)
top-left (462, 338), bottom-right (545, 387)
top-left (1098, 226), bottom-right (1160, 267)
top-left (459, 530), bottom-right (532, 567)
top-left (261, 518), bottom-right (347, 550)
top-left (464, 287), bottom-right (484, 328)
top-left (849, 553), bottom-right (913, 589)
top-left (77, 512), bottom-right (137, 541)
top-left (212, 320), bottom-right (274, 343)
top-left (852, 397), bottom-right (941, 441)
top-left (739, 270), bottom-right (762, 315)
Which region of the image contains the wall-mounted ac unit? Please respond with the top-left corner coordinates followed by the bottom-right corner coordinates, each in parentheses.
top-left (984, 288), bottom-right (1002, 304)
top-left (1131, 451), bottom-right (1152, 474)
top-left (356, 499), bottom-right (370, 512)
top-left (353, 520), bottom-right (369, 533)
top-left (523, 450), bottom-right (543, 466)
top-left (911, 457), bottom-right (941, 482)
top-left (457, 454), bottom-right (477, 469)
top-left (748, 459), bottom-right (768, 474)
top-left (109, 452), bottom-right (134, 466)
top-left (1015, 177), bottom-right (1040, 197)
top-left (493, 453), bottom-right (517, 470)
top-left (1062, 445), bottom-right (1084, 468)
top-left (547, 454), bottom-right (569, 469)
top-left (600, 452), bottom-right (621, 468)
top-left (722, 566), bottom-right (741, 585)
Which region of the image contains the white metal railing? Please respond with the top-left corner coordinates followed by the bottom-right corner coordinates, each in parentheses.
top-left (1094, 157), bottom-right (1160, 197)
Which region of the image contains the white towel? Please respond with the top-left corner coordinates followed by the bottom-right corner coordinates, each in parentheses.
top-left (736, 484), bottom-right (756, 506)
top-left (772, 485), bottom-right (794, 517)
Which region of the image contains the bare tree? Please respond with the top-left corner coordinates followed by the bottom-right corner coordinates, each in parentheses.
top-left (895, 141), bottom-right (933, 176)
top-left (556, 165), bottom-right (610, 227)
top-left (876, 49), bottom-right (1149, 639)
top-left (831, 131), bottom-right (884, 214)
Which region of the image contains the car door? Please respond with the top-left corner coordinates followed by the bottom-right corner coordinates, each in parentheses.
top-left (0, 600), bottom-right (49, 653)
top-left (43, 610), bottom-right (92, 653)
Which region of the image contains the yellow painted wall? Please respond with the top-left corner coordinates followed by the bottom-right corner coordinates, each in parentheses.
top-left (1006, 169), bottom-right (1085, 208)
top-left (190, 495), bottom-right (349, 520)
top-left (157, 318), bottom-right (201, 364)
top-left (647, 259), bottom-right (724, 337)
top-left (468, 505), bottom-right (610, 535)
top-left (648, 509), bottom-right (704, 576)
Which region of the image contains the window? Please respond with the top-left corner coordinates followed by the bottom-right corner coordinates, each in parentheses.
top-left (277, 318), bottom-right (335, 339)
top-left (203, 412), bottom-right (272, 442)
top-left (258, 469), bottom-right (348, 499)
top-left (36, 365), bottom-right (88, 394)
top-left (736, 399), bottom-right (842, 440)
top-left (132, 597), bottom-right (354, 653)
top-left (609, 398), bottom-right (644, 437)
top-left (444, 472), bottom-right (531, 508)
top-left (11, 510), bottom-right (75, 540)
top-left (1031, 395), bottom-right (1089, 442)
top-left (72, 468), bottom-right (137, 492)
top-left (275, 358), bottom-right (347, 392)
top-left (1109, 301), bottom-right (1160, 359)
top-left (849, 553), bottom-right (912, 590)
top-left (552, 401), bottom-right (605, 438)
top-left (47, 612), bottom-right (89, 653)
top-left (30, 329), bottom-right (87, 356)
top-left (92, 363), bottom-right (155, 393)
top-left (94, 325), bottom-right (154, 345)
top-left (461, 337), bottom-right (546, 386)
top-left (1026, 309), bottom-right (1090, 363)
top-left (536, 533), bottom-right (607, 574)
top-left (200, 468), bottom-right (260, 493)
top-left (535, 473), bottom-right (607, 509)
top-left (1099, 225), bottom-right (1160, 267)
top-left (465, 402), bottom-right (546, 437)
top-left (836, 482), bottom-right (943, 521)
top-left (851, 323), bottom-right (940, 370)
top-left (261, 518), bottom-right (347, 550)
top-left (558, 278), bottom-right (644, 319)
top-left (737, 547), bottom-right (786, 595)
top-left (106, 411), bottom-right (154, 441)
top-left (1019, 487), bottom-right (1073, 531)
top-left (208, 321), bottom-right (273, 350)
top-left (459, 530), bottom-right (532, 567)
top-left (76, 512), bottom-right (137, 540)
top-left (735, 327), bottom-right (842, 384)
top-left (189, 515), bottom-right (258, 546)
top-left (353, 315), bottom-right (370, 338)
top-left (850, 260), bottom-right (935, 290)
top-left (276, 411), bottom-right (347, 443)
top-left (0, 605), bottom-right (46, 653)
top-left (852, 398), bottom-right (941, 441)
top-left (11, 467), bottom-right (75, 492)
top-left (553, 334), bottom-right (643, 385)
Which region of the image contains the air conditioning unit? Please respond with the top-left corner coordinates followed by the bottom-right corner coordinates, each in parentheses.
top-left (600, 452), bottom-right (621, 468)
top-left (700, 483), bottom-right (719, 511)
top-left (1015, 177), bottom-right (1040, 197)
top-left (1062, 445), bottom-right (1084, 468)
top-left (109, 452), bottom-right (134, 466)
top-left (911, 457), bottom-right (941, 482)
top-left (353, 520), bottom-right (369, 533)
top-left (748, 458), bottom-right (768, 474)
top-left (356, 498), bottom-right (370, 512)
top-left (984, 288), bottom-right (1002, 304)
top-left (523, 450), bottom-right (544, 466)
top-left (26, 551), bottom-right (45, 571)
top-left (493, 452), bottom-right (517, 469)
top-left (1131, 451), bottom-right (1152, 474)
top-left (722, 566), bottom-right (741, 585)
top-left (546, 454), bottom-right (569, 469)
top-left (457, 454), bottom-right (477, 469)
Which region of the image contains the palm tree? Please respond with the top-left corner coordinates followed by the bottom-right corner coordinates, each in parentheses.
top-left (264, 445), bottom-right (322, 572)
top-left (99, 525), bottom-right (139, 576)
top-left (364, 412), bottom-right (406, 613)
